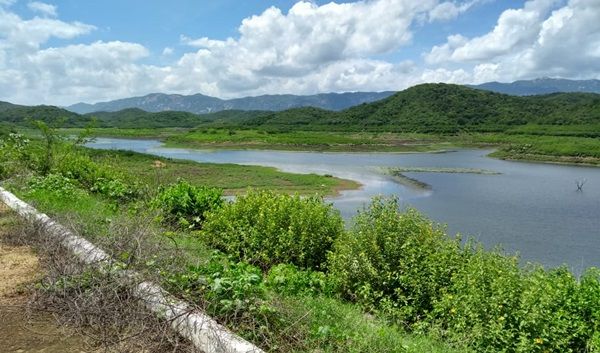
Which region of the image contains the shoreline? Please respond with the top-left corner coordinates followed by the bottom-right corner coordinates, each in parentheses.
top-left (87, 134), bottom-right (600, 169)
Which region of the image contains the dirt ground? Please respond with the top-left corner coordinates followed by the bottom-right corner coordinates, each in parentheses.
top-left (0, 203), bottom-right (88, 353)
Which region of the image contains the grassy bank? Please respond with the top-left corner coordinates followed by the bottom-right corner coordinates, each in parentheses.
top-left (164, 129), bottom-right (456, 152)
top-left (58, 127), bottom-right (600, 166)
top-left (85, 148), bottom-right (359, 196)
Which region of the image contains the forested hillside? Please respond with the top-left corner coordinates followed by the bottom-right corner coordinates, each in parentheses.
top-left (2, 84), bottom-right (600, 133)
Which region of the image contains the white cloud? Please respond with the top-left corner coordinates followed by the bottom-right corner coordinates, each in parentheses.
top-left (425, 0), bottom-right (600, 82)
top-left (428, 0), bottom-right (483, 22)
top-left (28, 1), bottom-right (57, 17)
top-left (167, 0), bottom-right (449, 98)
top-left (3, 0), bottom-right (598, 107)
top-left (426, 0), bottom-right (559, 63)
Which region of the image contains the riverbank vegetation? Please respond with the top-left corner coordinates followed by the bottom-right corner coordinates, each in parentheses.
top-left (2, 83), bottom-right (600, 165)
top-left (2, 126), bottom-right (600, 352)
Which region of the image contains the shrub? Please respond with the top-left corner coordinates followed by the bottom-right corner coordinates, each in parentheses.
top-left (164, 253), bottom-right (269, 320)
top-left (56, 154), bottom-right (140, 202)
top-left (427, 246), bottom-right (523, 350)
top-left (27, 173), bottom-right (85, 199)
top-left (0, 133), bottom-right (31, 179)
top-left (266, 264), bottom-right (333, 297)
top-left (153, 180), bottom-right (223, 230)
top-left (202, 189), bottom-right (343, 271)
top-left (513, 267), bottom-right (591, 353)
top-left (327, 197), bottom-right (464, 324)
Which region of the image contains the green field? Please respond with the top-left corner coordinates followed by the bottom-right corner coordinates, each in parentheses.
top-left (85, 148), bottom-right (359, 196)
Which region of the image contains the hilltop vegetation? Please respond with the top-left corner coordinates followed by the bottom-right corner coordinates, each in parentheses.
top-left (3, 84), bottom-right (600, 133)
top-left (237, 84), bottom-right (600, 133)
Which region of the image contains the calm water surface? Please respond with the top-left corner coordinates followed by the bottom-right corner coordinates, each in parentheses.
top-left (87, 138), bottom-right (600, 271)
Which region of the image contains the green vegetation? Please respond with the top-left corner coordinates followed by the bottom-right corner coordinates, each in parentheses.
top-left (202, 190), bottom-right (344, 271)
top-left (153, 180), bottom-right (223, 230)
top-left (3, 83), bottom-right (600, 164)
top-left (231, 84), bottom-right (600, 133)
top-left (3, 127), bottom-right (600, 352)
top-left (165, 129), bottom-right (455, 152)
top-left (84, 148), bottom-right (358, 196)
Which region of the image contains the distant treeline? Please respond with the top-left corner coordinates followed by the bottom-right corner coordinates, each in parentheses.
top-left (2, 83), bottom-right (600, 134)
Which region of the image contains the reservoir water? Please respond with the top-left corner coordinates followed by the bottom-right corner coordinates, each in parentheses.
top-left (87, 138), bottom-right (600, 271)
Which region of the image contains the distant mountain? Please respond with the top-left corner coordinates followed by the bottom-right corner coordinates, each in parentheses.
top-left (470, 78), bottom-right (600, 96)
top-left (67, 91), bottom-right (396, 114)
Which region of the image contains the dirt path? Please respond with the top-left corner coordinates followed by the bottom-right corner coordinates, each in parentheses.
top-left (0, 203), bottom-right (88, 353)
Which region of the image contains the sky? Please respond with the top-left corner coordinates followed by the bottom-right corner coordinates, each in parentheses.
top-left (1, 0), bottom-right (599, 106)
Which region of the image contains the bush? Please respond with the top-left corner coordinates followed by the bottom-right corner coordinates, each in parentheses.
top-left (202, 189), bottom-right (343, 271)
top-left (266, 264), bottom-right (333, 297)
top-left (153, 180), bottom-right (223, 230)
top-left (27, 173), bottom-right (85, 199)
top-left (327, 197), bottom-right (464, 324)
top-left (164, 252), bottom-right (270, 321)
top-left (58, 153), bottom-right (140, 202)
top-left (427, 246), bottom-right (523, 350)
top-left (0, 133), bottom-right (31, 179)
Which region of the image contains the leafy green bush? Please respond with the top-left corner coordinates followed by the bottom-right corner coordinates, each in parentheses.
top-left (27, 173), bottom-right (85, 199)
top-left (427, 246), bottom-right (523, 350)
top-left (57, 153), bottom-right (140, 202)
top-left (164, 253), bottom-right (270, 320)
top-left (0, 133), bottom-right (31, 179)
top-left (202, 189), bottom-right (343, 271)
top-left (266, 264), bottom-right (333, 296)
top-left (153, 180), bottom-right (223, 230)
top-left (90, 177), bottom-right (139, 202)
top-left (328, 197), bottom-right (464, 323)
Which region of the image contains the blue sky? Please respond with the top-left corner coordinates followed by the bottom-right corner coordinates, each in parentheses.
top-left (1, 0), bottom-right (599, 105)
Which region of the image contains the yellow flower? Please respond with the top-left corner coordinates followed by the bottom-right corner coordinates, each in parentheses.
top-left (534, 338), bottom-right (544, 345)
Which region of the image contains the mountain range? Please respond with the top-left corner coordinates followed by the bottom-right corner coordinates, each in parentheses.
top-left (67, 91), bottom-right (396, 115)
top-left (2, 83), bottom-right (600, 133)
top-left (469, 78), bottom-right (600, 96)
top-left (66, 78), bottom-right (600, 115)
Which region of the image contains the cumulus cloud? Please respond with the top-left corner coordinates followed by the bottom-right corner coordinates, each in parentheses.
top-left (28, 1), bottom-right (57, 17)
top-left (424, 0), bottom-right (600, 82)
top-left (3, 0), bottom-right (597, 106)
top-left (426, 0), bottom-right (559, 63)
top-left (168, 0), bottom-right (453, 98)
top-left (428, 0), bottom-right (483, 22)
top-left (3, 0), bottom-right (458, 105)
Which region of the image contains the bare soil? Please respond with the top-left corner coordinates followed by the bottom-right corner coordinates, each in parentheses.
top-left (0, 204), bottom-right (88, 353)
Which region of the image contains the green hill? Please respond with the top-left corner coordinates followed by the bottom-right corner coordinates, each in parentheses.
top-left (86, 108), bottom-right (210, 128)
top-left (238, 84), bottom-right (600, 133)
top-left (2, 84), bottom-right (600, 133)
top-left (0, 104), bottom-right (91, 127)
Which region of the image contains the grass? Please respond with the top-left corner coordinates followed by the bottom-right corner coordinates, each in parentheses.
top-left (164, 129), bottom-right (457, 152)
top-left (468, 133), bottom-right (600, 165)
top-left (58, 126), bottom-right (600, 166)
top-left (266, 295), bottom-right (471, 353)
top-left (85, 148), bottom-right (360, 196)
